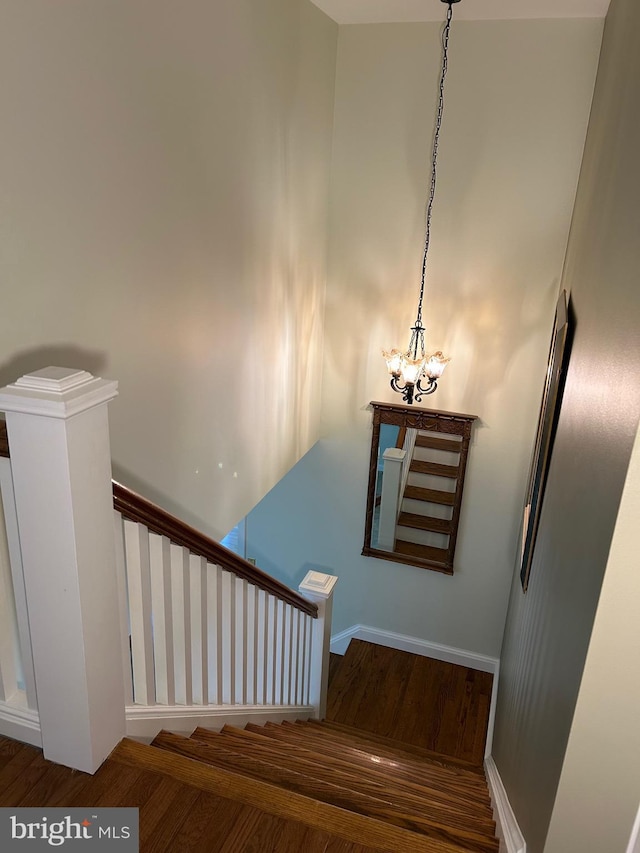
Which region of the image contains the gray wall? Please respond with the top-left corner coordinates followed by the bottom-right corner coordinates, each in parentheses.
top-left (246, 19), bottom-right (602, 658)
top-left (492, 0), bottom-right (640, 850)
top-left (0, 0), bottom-right (337, 539)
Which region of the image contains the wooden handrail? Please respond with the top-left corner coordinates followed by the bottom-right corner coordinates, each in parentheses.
top-left (113, 482), bottom-right (317, 617)
top-left (0, 423), bottom-right (316, 617)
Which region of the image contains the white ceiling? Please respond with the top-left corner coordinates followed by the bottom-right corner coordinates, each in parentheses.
top-left (310, 0), bottom-right (611, 25)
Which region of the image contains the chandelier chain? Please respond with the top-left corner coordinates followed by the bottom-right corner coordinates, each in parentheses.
top-left (416, 1), bottom-right (454, 329)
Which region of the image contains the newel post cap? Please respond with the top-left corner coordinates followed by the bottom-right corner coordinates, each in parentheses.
top-left (0, 366), bottom-right (118, 419)
top-left (299, 570), bottom-right (338, 601)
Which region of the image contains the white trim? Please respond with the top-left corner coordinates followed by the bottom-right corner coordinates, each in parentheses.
top-left (485, 756), bottom-right (527, 853)
top-left (330, 624), bottom-right (500, 756)
top-left (0, 697), bottom-right (42, 748)
top-left (331, 624), bottom-right (499, 672)
top-left (0, 368), bottom-right (118, 420)
top-left (299, 571), bottom-right (338, 599)
top-left (125, 703), bottom-right (314, 740)
top-left (310, 0), bottom-right (610, 26)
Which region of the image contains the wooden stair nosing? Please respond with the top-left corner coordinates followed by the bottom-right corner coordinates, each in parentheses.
top-left (151, 732), bottom-right (498, 853)
top-left (190, 726), bottom-right (495, 831)
top-left (416, 435), bottom-right (463, 453)
top-left (410, 460), bottom-right (460, 478)
top-left (394, 539), bottom-right (451, 565)
top-left (309, 721), bottom-right (487, 781)
top-left (397, 512), bottom-right (453, 534)
top-left (111, 739), bottom-right (474, 853)
top-left (404, 485), bottom-right (456, 505)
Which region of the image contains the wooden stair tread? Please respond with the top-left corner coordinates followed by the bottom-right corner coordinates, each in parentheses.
top-left (313, 721), bottom-right (486, 778)
top-left (416, 435), bottom-right (463, 453)
top-left (395, 539), bottom-right (451, 564)
top-left (152, 731), bottom-right (498, 852)
top-left (398, 512), bottom-right (453, 533)
top-left (245, 723), bottom-right (489, 795)
top-left (197, 732), bottom-right (494, 834)
top-left (244, 725), bottom-right (492, 816)
top-left (410, 460), bottom-right (459, 478)
top-left (404, 485), bottom-right (456, 505)
top-left (201, 726), bottom-right (494, 828)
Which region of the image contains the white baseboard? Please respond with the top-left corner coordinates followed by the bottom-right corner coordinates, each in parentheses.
top-left (331, 624), bottom-right (500, 757)
top-left (0, 698), bottom-right (42, 748)
top-left (331, 624), bottom-right (498, 673)
top-left (125, 703), bottom-right (315, 741)
top-left (485, 756), bottom-right (526, 853)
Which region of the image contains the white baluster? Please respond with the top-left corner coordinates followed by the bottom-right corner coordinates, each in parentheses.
top-left (0, 497), bottom-right (19, 702)
top-left (266, 595), bottom-right (276, 704)
top-left (0, 457), bottom-right (37, 711)
top-left (289, 608), bottom-right (301, 705)
top-left (234, 577), bottom-right (246, 704)
top-left (149, 534), bottom-right (174, 706)
top-left (189, 554), bottom-right (208, 706)
top-left (256, 588), bottom-right (267, 704)
top-left (245, 583), bottom-right (257, 705)
top-left (125, 521), bottom-right (155, 706)
top-left (304, 614), bottom-right (313, 706)
top-left (283, 605), bottom-right (293, 705)
top-left (169, 544), bottom-right (192, 705)
top-left (275, 598), bottom-right (285, 705)
top-left (220, 570), bottom-right (233, 705)
top-left (207, 563), bottom-right (221, 704)
top-left (113, 512), bottom-right (133, 706)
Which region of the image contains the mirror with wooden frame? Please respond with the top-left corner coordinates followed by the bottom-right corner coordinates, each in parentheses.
top-left (362, 402), bottom-right (477, 574)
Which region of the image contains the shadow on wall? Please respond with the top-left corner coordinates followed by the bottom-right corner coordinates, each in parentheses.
top-left (0, 346), bottom-right (108, 389)
top-left (110, 460), bottom-right (221, 539)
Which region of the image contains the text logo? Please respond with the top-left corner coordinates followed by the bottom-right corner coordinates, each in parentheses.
top-left (0, 809), bottom-right (138, 850)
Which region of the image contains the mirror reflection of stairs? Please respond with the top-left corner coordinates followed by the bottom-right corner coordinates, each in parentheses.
top-left (396, 430), bottom-right (464, 569)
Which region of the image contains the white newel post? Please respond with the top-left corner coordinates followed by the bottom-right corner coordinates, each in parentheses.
top-left (298, 570), bottom-right (338, 720)
top-left (0, 367), bottom-right (126, 773)
top-left (377, 447), bottom-right (405, 551)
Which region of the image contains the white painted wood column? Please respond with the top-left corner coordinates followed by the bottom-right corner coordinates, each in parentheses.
top-left (298, 571), bottom-right (337, 720)
top-left (0, 367), bottom-right (125, 773)
top-left (378, 447), bottom-right (405, 551)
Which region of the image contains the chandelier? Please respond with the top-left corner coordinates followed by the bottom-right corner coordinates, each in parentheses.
top-left (383, 0), bottom-right (460, 405)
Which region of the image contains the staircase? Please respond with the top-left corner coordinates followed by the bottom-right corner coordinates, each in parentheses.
top-left (0, 723), bottom-right (497, 852)
top-left (0, 642), bottom-right (499, 852)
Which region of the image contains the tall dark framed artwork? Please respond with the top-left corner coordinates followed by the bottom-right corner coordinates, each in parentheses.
top-left (520, 290), bottom-right (571, 592)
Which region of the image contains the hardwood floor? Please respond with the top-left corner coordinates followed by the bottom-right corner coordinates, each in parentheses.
top-left (326, 640), bottom-right (492, 768)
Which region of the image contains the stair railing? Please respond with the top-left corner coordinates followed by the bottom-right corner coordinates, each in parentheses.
top-left (113, 482), bottom-right (334, 738)
top-left (0, 368), bottom-right (337, 772)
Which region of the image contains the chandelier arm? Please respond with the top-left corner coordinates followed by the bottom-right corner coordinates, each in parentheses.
top-left (416, 1), bottom-right (454, 327)
top-left (415, 376), bottom-right (438, 402)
